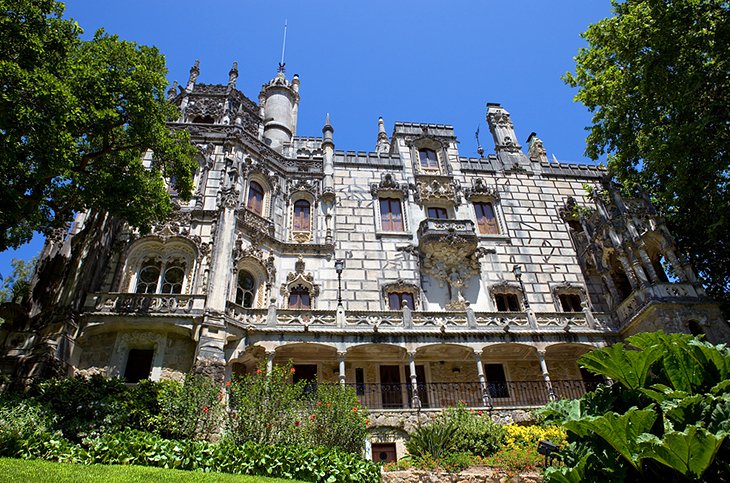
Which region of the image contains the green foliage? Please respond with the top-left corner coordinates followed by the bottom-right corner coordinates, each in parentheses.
top-left (544, 331), bottom-right (730, 482)
top-left (0, 397), bottom-right (54, 456)
top-left (156, 374), bottom-right (224, 441)
top-left (30, 375), bottom-right (161, 440)
top-left (0, 0), bottom-right (197, 250)
top-left (0, 258), bottom-right (36, 304)
top-left (227, 365), bottom-right (368, 454)
top-left (405, 420), bottom-right (459, 460)
top-left (565, 0), bottom-right (730, 311)
top-left (442, 405), bottom-right (505, 457)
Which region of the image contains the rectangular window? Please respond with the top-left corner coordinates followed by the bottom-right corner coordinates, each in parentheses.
top-left (355, 367), bottom-right (365, 396)
top-left (418, 148), bottom-right (439, 170)
top-left (293, 200), bottom-right (311, 231)
top-left (485, 363), bottom-right (509, 398)
top-left (388, 292), bottom-right (415, 310)
top-left (474, 202), bottom-right (499, 234)
top-left (379, 198), bottom-right (404, 231)
top-left (559, 293), bottom-right (583, 312)
top-left (427, 207), bottom-right (448, 219)
top-left (288, 288), bottom-right (311, 309)
top-left (495, 293), bottom-right (520, 312)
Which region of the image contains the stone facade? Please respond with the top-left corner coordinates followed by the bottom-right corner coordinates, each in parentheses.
top-left (1, 62), bottom-right (728, 462)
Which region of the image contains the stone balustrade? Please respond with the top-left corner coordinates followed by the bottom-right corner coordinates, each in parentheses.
top-left (616, 282), bottom-right (701, 325)
top-left (86, 293), bottom-right (206, 315)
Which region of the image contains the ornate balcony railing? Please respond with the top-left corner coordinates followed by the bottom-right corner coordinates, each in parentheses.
top-left (224, 302), bottom-right (612, 332)
top-left (87, 293), bottom-right (206, 315)
top-left (616, 282), bottom-right (701, 325)
top-left (346, 380), bottom-right (602, 410)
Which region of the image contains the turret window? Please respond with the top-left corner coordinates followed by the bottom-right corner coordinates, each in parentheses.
top-left (388, 292), bottom-right (415, 310)
top-left (247, 181), bottom-right (265, 215)
top-left (559, 293), bottom-right (583, 312)
top-left (495, 293), bottom-right (520, 312)
top-left (418, 148), bottom-right (439, 170)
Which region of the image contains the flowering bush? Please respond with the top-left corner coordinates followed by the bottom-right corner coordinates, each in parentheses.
top-left (503, 423), bottom-right (566, 450)
top-left (227, 364), bottom-right (369, 454)
top-left (483, 446), bottom-right (543, 475)
top-left (156, 373), bottom-right (224, 441)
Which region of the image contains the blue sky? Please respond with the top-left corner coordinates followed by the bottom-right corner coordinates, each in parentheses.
top-left (0, 0), bottom-right (613, 277)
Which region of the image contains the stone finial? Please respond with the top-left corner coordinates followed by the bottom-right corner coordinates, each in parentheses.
top-left (486, 103), bottom-right (521, 153)
top-left (228, 61), bottom-right (239, 89)
top-left (167, 81), bottom-right (178, 101)
top-left (375, 116), bottom-right (391, 153)
top-left (527, 132), bottom-right (548, 163)
top-left (292, 73), bottom-right (300, 93)
top-left (187, 59), bottom-right (200, 90)
top-left (322, 113), bottom-right (334, 148)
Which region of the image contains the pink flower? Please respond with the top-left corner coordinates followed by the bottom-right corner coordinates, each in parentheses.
top-left (256, 369), bottom-right (263, 375)
top-left (290, 367), bottom-right (296, 374)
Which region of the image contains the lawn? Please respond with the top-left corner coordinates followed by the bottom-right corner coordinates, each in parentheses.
top-left (0, 458), bottom-right (307, 483)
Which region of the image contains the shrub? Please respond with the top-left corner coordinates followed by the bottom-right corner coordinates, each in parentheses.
top-left (542, 332), bottom-right (730, 482)
top-left (503, 423), bottom-right (566, 451)
top-left (228, 365), bottom-right (368, 454)
top-left (405, 420), bottom-right (459, 459)
top-left (30, 375), bottom-right (160, 440)
top-left (483, 446), bottom-right (543, 474)
top-left (0, 397), bottom-right (54, 456)
top-left (444, 405), bottom-right (505, 457)
top-left (156, 374), bottom-right (224, 441)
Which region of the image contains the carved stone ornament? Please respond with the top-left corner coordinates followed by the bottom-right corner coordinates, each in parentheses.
top-left (488, 280), bottom-right (522, 296)
top-left (232, 238), bottom-right (276, 283)
top-left (217, 187), bottom-right (239, 209)
top-left (242, 158), bottom-right (280, 196)
top-left (185, 96), bottom-right (224, 123)
top-left (411, 177), bottom-right (461, 205)
top-left (280, 256), bottom-right (320, 305)
top-left (558, 196), bottom-right (579, 222)
top-left (381, 279), bottom-right (421, 307)
top-left (287, 178), bottom-right (320, 199)
top-left (464, 178), bottom-right (500, 201)
top-left (370, 173), bottom-right (409, 198)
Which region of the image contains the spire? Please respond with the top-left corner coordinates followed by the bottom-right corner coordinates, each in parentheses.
top-left (322, 113), bottom-right (334, 148)
top-left (375, 116), bottom-right (390, 153)
top-left (187, 59), bottom-right (200, 91)
top-left (228, 61), bottom-right (238, 90)
top-left (278, 20), bottom-right (288, 73)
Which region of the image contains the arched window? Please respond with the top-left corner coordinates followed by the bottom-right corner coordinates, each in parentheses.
top-left (418, 148), bottom-right (439, 170)
top-left (474, 201), bottom-right (499, 234)
top-left (136, 260), bottom-right (161, 294)
top-left (135, 258), bottom-right (186, 295)
top-left (160, 260), bottom-right (185, 294)
top-left (379, 198), bottom-right (404, 231)
top-left (288, 285), bottom-right (311, 309)
top-left (247, 181), bottom-right (265, 215)
top-left (293, 200), bottom-right (311, 232)
top-left (388, 292), bottom-right (414, 310)
top-left (236, 271), bottom-right (256, 308)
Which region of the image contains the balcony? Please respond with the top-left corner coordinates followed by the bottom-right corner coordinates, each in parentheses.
top-left (86, 292), bottom-right (206, 315)
top-left (616, 283), bottom-right (703, 326)
top-left (417, 218), bottom-right (478, 257)
top-left (348, 380), bottom-right (602, 410)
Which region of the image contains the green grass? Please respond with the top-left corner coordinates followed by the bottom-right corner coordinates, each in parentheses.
top-left (0, 458), bottom-right (307, 483)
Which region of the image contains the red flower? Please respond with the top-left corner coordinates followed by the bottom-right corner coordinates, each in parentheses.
top-left (225, 381), bottom-right (231, 387)
top-left (477, 410), bottom-right (483, 416)
top-left (316, 401), bottom-right (322, 407)
top-left (290, 367), bottom-right (296, 373)
top-left (294, 421), bottom-right (300, 427)
top-left (326, 403), bottom-right (331, 408)
top-left (352, 407), bottom-right (358, 412)
top-left (256, 368), bottom-right (263, 375)
top-left (310, 415), bottom-right (316, 421)
top-left (203, 407), bottom-right (209, 413)
top-left (365, 420), bottom-right (370, 425)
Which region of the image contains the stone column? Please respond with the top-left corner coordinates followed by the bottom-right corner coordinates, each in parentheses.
top-left (663, 246), bottom-right (698, 285)
top-left (601, 273), bottom-right (620, 307)
top-left (637, 247), bottom-right (660, 284)
top-left (618, 254), bottom-right (640, 290)
top-left (266, 350), bottom-right (275, 373)
top-left (474, 350), bottom-right (490, 407)
top-left (536, 349), bottom-right (556, 402)
top-left (627, 251), bottom-right (650, 288)
top-left (408, 351), bottom-right (421, 409)
top-left (338, 351), bottom-right (347, 387)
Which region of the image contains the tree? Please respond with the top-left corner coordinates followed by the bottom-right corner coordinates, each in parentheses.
top-left (0, 0), bottom-right (197, 251)
top-left (0, 258), bottom-right (36, 304)
top-left (565, 0), bottom-right (730, 309)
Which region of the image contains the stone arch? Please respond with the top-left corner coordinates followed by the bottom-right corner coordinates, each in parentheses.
top-left (121, 236), bottom-right (197, 294)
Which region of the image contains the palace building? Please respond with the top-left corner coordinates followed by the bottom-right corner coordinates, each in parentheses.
top-left (2, 61), bottom-right (728, 460)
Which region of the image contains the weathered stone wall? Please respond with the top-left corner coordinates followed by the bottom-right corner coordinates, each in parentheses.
top-left (161, 334), bottom-right (195, 381)
top-left (76, 332), bottom-right (117, 376)
top-left (381, 468), bottom-right (541, 483)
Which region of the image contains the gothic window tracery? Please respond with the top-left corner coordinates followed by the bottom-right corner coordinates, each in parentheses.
top-left (135, 258), bottom-right (187, 295)
top-left (288, 285), bottom-right (311, 309)
top-left (126, 238), bottom-right (196, 295)
top-left (236, 270), bottom-right (257, 308)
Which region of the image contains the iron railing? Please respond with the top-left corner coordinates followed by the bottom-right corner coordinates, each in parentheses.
top-left (346, 380), bottom-right (602, 410)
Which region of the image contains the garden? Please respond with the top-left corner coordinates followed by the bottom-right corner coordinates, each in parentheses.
top-left (1, 331), bottom-right (729, 482)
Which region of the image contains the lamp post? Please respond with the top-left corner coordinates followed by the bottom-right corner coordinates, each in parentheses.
top-left (512, 264), bottom-right (530, 309)
top-left (335, 259), bottom-right (344, 307)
